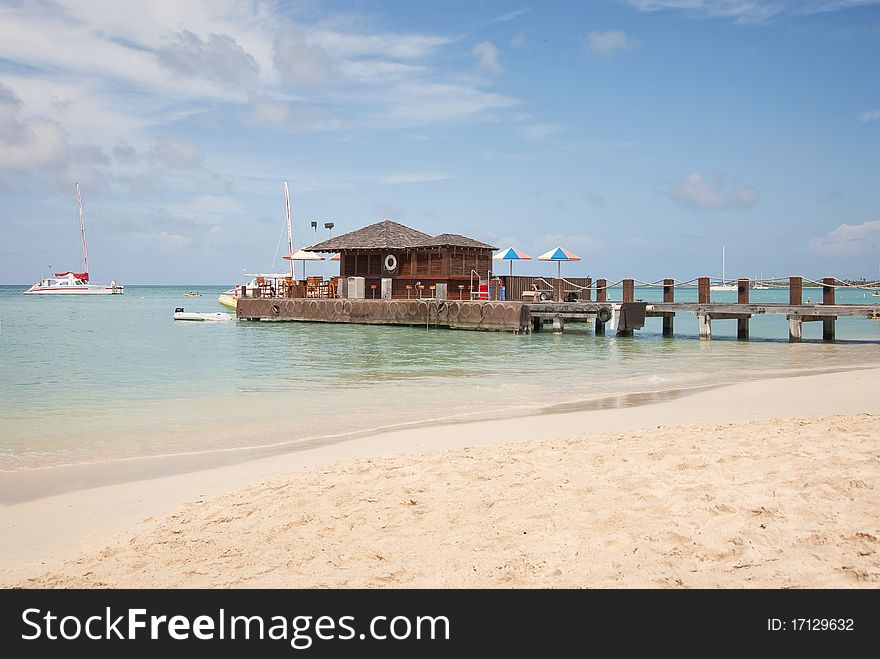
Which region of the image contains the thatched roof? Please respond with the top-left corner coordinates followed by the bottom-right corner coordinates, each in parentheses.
top-left (305, 220), bottom-right (495, 252)
top-left (306, 220), bottom-right (430, 251)
top-left (413, 233), bottom-right (497, 249)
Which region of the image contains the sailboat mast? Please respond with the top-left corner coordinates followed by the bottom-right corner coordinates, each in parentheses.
top-left (284, 181), bottom-right (294, 279)
top-left (722, 245), bottom-right (726, 282)
top-left (76, 182), bottom-right (89, 280)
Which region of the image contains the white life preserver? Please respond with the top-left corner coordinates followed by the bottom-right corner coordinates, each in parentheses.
top-left (384, 254), bottom-right (398, 272)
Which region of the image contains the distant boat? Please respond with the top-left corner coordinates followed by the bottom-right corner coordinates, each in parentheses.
top-left (220, 181), bottom-right (295, 311)
top-left (174, 308), bottom-right (233, 322)
top-left (183, 291), bottom-right (201, 297)
top-left (710, 246), bottom-right (736, 292)
top-left (218, 273), bottom-right (291, 310)
top-left (218, 288), bottom-right (238, 310)
top-left (752, 273), bottom-right (769, 290)
top-left (24, 183), bottom-right (123, 295)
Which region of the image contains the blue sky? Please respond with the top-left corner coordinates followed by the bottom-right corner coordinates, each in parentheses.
top-left (1, 0), bottom-right (878, 284)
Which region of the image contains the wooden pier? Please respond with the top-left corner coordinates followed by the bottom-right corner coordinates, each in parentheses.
top-left (236, 275), bottom-right (880, 341)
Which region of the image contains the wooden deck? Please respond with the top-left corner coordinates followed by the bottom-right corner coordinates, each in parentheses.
top-left (234, 275), bottom-right (880, 341)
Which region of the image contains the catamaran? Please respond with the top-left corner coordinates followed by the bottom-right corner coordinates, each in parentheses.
top-left (24, 183), bottom-right (123, 295)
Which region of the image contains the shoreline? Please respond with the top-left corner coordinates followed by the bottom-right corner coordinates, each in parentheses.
top-left (2, 367), bottom-right (879, 587)
top-left (3, 361), bottom-right (879, 497)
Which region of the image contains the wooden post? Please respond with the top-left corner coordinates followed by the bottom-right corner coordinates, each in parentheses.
top-left (532, 316), bottom-right (542, 333)
top-left (582, 277), bottom-right (592, 302)
top-left (698, 277), bottom-right (710, 304)
top-left (788, 315), bottom-right (802, 343)
top-left (552, 316), bottom-right (564, 333)
top-left (554, 277), bottom-right (564, 303)
top-left (822, 277), bottom-right (836, 340)
top-left (789, 276), bottom-right (802, 305)
top-left (662, 278), bottom-right (674, 337)
top-left (822, 277), bottom-right (835, 305)
top-left (698, 313), bottom-right (712, 339)
top-left (737, 278), bottom-right (750, 339)
top-left (622, 279), bottom-right (634, 303)
top-left (596, 278), bottom-right (607, 303)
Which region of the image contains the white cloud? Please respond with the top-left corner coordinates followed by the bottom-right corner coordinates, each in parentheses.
top-left (273, 28), bottom-right (339, 87)
top-left (112, 142), bottom-right (138, 164)
top-left (247, 94), bottom-right (340, 132)
top-left (472, 41), bottom-right (504, 75)
top-left (670, 172), bottom-right (760, 210)
top-left (859, 109), bottom-right (880, 122)
top-left (134, 231), bottom-right (191, 250)
top-left (150, 138), bottom-right (204, 170)
top-left (521, 123), bottom-right (564, 141)
top-left (375, 171), bottom-right (451, 185)
top-left (310, 30), bottom-right (449, 60)
top-left (623, 0), bottom-right (880, 22)
top-left (158, 30), bottom-right (260, 84)
top-left (810, 220), bottom-right (880, 252)
top-left (491, 10), bottom-right (531, 24)
top-left (377, 82), bottom-right (518, 125)
top-left (583, 30), bottom-right (639, 57)
top-left (511, 33), bottom-right (526, 48)
top-left (794, 0), bottom-right (880, 15)
top-left (0, 81), bottom-right (107, 189)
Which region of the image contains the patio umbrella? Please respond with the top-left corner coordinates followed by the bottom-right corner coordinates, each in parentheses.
top-left (537, 246), bottom-right (582, 282)
top-left (284, 248), bottom-right (324, 278)
top-left (493, 246), bottom-right (531, 276)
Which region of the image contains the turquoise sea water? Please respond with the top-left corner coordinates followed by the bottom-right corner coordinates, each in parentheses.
top-left (1, 285), bottom-right (879, 470)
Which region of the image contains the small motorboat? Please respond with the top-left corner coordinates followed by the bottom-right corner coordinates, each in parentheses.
top-left (173, 307), bottom-right (233, 321)
top-left (183, 291), bottom-right (201, 297)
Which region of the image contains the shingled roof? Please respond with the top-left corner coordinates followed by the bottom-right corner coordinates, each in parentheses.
top-left (413, 233), bottom-right (497, 250)
top-left (305, 220), bottom-right (495, 252)
top-left (305, 220), bottom-right (429, 251)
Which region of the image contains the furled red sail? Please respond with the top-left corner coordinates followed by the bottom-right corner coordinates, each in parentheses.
top-left (54, 271), bottom-right (89, 281)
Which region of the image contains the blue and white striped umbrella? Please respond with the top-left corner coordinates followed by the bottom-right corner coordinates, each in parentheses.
top-left (493, 246), bottom-right (531, 275)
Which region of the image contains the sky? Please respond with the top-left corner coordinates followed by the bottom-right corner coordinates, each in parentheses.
top-left (1, 0), bottom-right (878, 284)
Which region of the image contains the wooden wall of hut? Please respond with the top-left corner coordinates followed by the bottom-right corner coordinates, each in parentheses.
top-left (340, 248), bottom-right (491, 279)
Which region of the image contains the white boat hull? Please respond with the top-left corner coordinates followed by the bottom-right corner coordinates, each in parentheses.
top-left (24, 285), bottom-right (123, 295)
top-left (174, 311), bottom-right (233, 321)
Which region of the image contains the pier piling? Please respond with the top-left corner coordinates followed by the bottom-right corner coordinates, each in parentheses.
top-left (662, 278), bottom-right (674, 337)
top-left (595, 279), bottom-right (607, 335)
top-left (823, 277), bottom-right (836, 340)
top-left (618, 279), bottom-right (635, 337)
top-left (789, 276), bottom-right (802, 305)
top-left (698, 313), bottom-right (712, 339)
top-left (737, 279), bottom-right (750, 339)
top-left (698, 277), bottom-right (710, 304)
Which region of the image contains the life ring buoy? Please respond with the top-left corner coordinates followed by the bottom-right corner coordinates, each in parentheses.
top-left (384, 254), bottom-right (398, 272)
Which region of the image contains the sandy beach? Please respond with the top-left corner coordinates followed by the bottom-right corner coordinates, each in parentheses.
top-left (2, 368), bottom-right (879, 588)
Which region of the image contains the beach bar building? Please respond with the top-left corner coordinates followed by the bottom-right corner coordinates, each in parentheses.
top-left (306, 220), bottom-right (497, 299)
